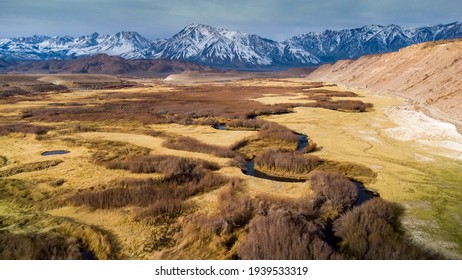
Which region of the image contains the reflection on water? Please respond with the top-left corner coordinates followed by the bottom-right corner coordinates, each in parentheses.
top-left (243, 160), bottom-right (306, 183)
top-left (353, 181), bottom-right (379, 206)
top-left (41, 150), bottom-right (70, 156)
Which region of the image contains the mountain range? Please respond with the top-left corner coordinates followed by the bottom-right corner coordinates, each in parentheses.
top-left (1, 22), bottom-right (461, 69)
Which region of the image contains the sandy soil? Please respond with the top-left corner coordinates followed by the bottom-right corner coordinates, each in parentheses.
top-left (308, 39), bottom-right (462, 132)
top-left (384, 105), bottom-right (462, 161)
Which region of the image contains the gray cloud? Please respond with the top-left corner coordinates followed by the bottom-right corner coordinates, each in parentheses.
top-left (0, 0), bottom-right (460, 40)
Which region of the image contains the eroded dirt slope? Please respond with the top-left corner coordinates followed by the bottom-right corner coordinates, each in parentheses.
top-left (308, 39), bottom-right (462, 129)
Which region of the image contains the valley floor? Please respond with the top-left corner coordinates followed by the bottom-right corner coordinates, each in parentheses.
top-left (0, 74), bottom-right (461, 259)
top-left (262, 82), bottom-right (462, 259)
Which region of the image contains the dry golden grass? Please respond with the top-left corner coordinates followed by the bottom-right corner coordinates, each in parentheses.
top-left (1, 76), bottom-right (460, 259)
top-left (265, 85), bottom-right (462, 258)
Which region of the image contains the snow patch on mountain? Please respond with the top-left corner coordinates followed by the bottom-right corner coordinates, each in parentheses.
top-left (1, 22), bottom-right (461, 68)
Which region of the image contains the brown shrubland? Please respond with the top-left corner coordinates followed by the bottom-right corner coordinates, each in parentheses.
top-left (254, 149), bottom-right (320, 177)
top-left (235, 172), bottom-right (437, 259)
top-left (226, 118), bottom-right (266, 130)
top-left (135, 199), bottom-right (190, 220)
top-left (70, 172), bottom-right (227, 210)
top-left (309, 171), bottom-right (358, 220)
top-left (163, 136), bottom-right (237, 158)
top-left (0, 123), bottom-right (54, 136)
top-left (238, 208), bottom-right (341, 260)
top-left (258, 122), bottom-right (299, 143)
top-left (333, 198), bottom-right (438, 259)
top-left (70, 155), bottom-right (227, 215)
top-left (21, 85), bottom-right (298, 124)
top-left (310, 172), bottom-right (358, 210)
top-left (305, 100), bottom-right (373, 112)
top-left (304, 89), bottom-right (358, 98)
top-left (20, 83), bottom-right (368, 127)
top-left (0, 232), bottom-right (82, 260)
top-left (317, 161), bottom-right (377, 184)
top-left (2, 77), bottom-right (434, 260)
top-left (0, 160), bottom-right (63, 178)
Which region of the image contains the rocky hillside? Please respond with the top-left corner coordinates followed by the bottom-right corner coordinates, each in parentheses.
top-left (285, 22), bottom-right (462, 62)
top-left (308, 39), bottom-right (462, 128)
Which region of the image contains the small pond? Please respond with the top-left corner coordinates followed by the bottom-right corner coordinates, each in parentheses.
top-left (296, 134), bottom-right (308, 151)
top-left (353, 181), bottom-right (380, 206)
top-left (41, 150), bottom-right (70, 156)
top-left (212, 124), bottom-right (227, 130)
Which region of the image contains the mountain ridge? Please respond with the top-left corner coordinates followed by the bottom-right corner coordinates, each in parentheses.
top-left (1, 22), bottom-right (461, 68)
top-left (4, 54), bottom-right (210, 77)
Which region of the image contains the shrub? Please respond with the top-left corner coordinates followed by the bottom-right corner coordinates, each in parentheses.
top-left (301, 141), bottom-right (317, 153)
top-left (258, 122), bottom-right (299, 143)
top-left (304, 100), bottom-right (373, 112)
top-left (103, 155), bottom-right (219, 179)
top-left (0, 160), bottom-right (63, 178)
top-left (135, 198), bottom-right (189, 220)
top-left (70, 156), bottom-right (227, 211)
top-left (0, 123), bottom-right (53, 136)
top-left (310, 171), bottom-right (358, 214)
top-left (305, 89), bottom-right (358, 98)
top-left (254, 149), bottom-right (320, 176)
top-left (70, 173), bottom-right (227, 210)
top-left (333, 198), bottom-right (436, 259)
top-left (226, 119), bottom-right (266, 130)
top-left (163, 136), bottom-right (236, 158)
top-left (0, 156), bottom-right (7, 167)
top-left (216, 179), bottom-right (254, 231)
top-left (0, 232), bottom-right (82, 260)
top-left (238, 208), bottom-right (340, 260)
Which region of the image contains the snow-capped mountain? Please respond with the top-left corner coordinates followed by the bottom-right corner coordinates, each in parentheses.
top-left (156, 24), bottom-right (273, 66)
top-left (0, 31), bottom-right (156, 61)
top-left (155, 24), bottom-right (319, 67)
top-left (1, 22), bottom-right (461, 68)
top-left (284, 22), bottom-right (462, 62)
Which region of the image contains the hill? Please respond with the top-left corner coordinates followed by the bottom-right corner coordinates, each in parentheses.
top-left (5, 54), bottom-right (209, 77)
top-left (308, 39), bottom-right (462, 129)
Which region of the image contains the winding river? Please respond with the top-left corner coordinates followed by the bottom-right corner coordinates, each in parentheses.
top-left (213, 122), bottom-right (378, 204)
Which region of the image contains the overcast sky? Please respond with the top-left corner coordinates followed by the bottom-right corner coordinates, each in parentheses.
top-left (0, 0), bottom-right (460, 40)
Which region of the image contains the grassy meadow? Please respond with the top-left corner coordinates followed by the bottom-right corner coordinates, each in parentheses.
top-left (0, 74), bottom-right (460, 259)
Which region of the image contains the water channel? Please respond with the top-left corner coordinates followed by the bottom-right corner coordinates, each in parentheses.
top-left (41, 150), bottom-right (70, 156)
top-left (212, 122), bottom-right (378, 204)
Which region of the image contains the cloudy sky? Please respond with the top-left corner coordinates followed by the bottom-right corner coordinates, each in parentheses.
top-left (0, 0), bottom-right (460, 40)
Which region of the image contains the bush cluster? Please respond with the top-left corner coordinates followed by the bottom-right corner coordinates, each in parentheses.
top-left (0, 232), bottom-right (82, 260)
top-left (254, 149), bottom-right (320, 177)
top-left (163, 136), bottom-right (236, 158)
top-left (71, 156), bottom-right (227, 219)
top-left (186, 172), bottom-right (437, 260)
top-left (0, 123), bottom-right (53, 136)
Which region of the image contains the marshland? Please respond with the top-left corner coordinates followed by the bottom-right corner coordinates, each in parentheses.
top-left (0, 73), bottom-right (461, 260)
